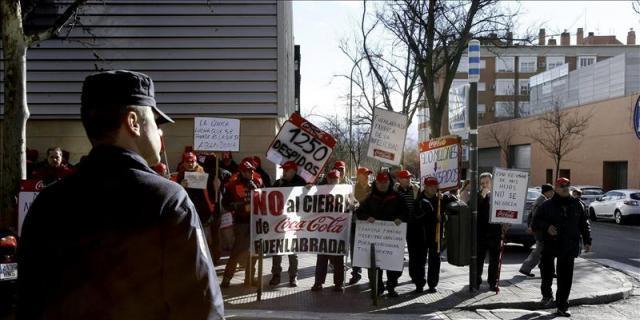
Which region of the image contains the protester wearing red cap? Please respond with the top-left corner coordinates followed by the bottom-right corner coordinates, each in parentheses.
top-left (311, 169), bottom-right (346, 293)
top-left (347, 166), bottom-right (373, 285)
top-left (31, 146), bottom-right (74, 186)
top-left (319, 160), bottom-right (352, 185)
top-left (408, 176), bottom-right (457, 293)
top-left (152, 162), bottom-right (168, 177)
top-left (532, 177), bottom-right (592, 317)
top-left (220, 151), bottom-right (238, 174)
top-left (252, 156), bottom-right (272, 187)
top-left (356, 171), bottom-right (408, 297)
top-left (221, 158), bottom-right (264, 288)
top-left (176, 152), bottom-right (216, 228)
top-left (268, 161), bottom-right (307, 288)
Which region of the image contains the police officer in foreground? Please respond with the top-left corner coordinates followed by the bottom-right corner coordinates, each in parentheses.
top-left (533, 178), bottom-right (592, 317)
top-left (409, 176), bottom-right (456, 293)
top-left (17, 70), bottom-right (224, 319)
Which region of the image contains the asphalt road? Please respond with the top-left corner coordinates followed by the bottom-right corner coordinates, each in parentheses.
top-left (582, 220), bottom-right (640, 279)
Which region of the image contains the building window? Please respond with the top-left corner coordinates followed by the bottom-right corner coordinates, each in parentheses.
top-left (559, 169), bottom-right (571, 180)
top-left (495, 56), bottom-right (514, 72)
top-left (451, 79), bottom-right (467, 90)
top-left (495, 101), bottom-right (514, 118)
top-left (519, 102), bottom-right (530, 117)
top-left (519, 79), bottom-right (529, 95)
top-left (546, 169), bottom-right (553, 183)
top-left (578, 56), bottom-right (596, 69)
top-left (495, 79), bottom-right (514, 95)
top-left (519, 56), bottom-right (537, 73)
top-left (478, 104), bottom-right (486, 116)
top-left (546, 56), bottom-right (565, 70)
top-left (478, 82), bottom-right (486, 91)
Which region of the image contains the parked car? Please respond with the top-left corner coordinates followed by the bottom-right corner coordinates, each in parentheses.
top-left (504, 188), bottom-right (541, 249)
top-left (570, 185), bottom-right (604, 206)
top-left (589, 189), bottom-right (640, 224)
top-left (0, 229), bottom-right (17, 313)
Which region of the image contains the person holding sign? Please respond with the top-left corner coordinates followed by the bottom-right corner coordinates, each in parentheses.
top-left (221, 159), bottom-right (264, 288)
top-left (177, 152), bottom-right (213, 223)
top-left (356, 172), bottom-right (408, 298)
top-left (269, 161), bottom-right (306, 287)
top-left (476, 172), bottom-right (504, 292)
top-left (408, 177), bottom-right (457, 293)
top-left (533, 178), bottom-right (592, 317)
top-left (311, 170), bottom-right (347, 293)
top-left (348, 167), bottom-right (373, 285)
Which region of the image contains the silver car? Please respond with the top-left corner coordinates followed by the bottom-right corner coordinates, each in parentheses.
top-left (570, 185), bottom-right (604, 206)
top-left (589, 189), bottom-right (640, 224)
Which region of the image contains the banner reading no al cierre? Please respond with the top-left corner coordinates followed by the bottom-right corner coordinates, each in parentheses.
top-left (250, 185), bottom-right (354, 257)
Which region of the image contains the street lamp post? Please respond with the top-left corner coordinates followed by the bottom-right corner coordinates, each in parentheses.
top-left (348, 56), bottom-right (368, 179)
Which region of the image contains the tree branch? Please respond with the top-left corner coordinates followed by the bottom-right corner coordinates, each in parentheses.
top-left (25, 0), bottom-right (88, 45)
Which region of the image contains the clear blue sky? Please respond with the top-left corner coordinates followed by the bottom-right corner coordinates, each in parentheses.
top-left (292, 0), bottom-right (640, 138)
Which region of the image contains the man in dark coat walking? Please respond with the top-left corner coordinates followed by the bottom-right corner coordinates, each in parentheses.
top-left (533, 177), bottom-right (592, 317)
top-left (17, 70), bottom-right (224, 319)
top-left (476, 172), bottom-right (504, 292)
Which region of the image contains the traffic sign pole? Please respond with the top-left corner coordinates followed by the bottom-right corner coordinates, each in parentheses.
top-left (468, 40), bottom-right (480, 293)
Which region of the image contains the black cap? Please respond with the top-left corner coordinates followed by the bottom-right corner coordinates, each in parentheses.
top-left (81, 70), bottom-right (174, 124)
top-left (541, 183), bottom-right (554, 194)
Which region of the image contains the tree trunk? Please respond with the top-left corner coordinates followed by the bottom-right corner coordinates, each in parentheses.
top-left (429, 105), bottom-right (442, 139)
top-left (1, 0), bottom-right (29, 229)
top-left (555, 158), bottom-right (561, 181)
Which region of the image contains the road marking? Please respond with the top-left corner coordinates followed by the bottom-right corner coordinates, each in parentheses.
top-left (590, 258), bottom-right (640, 281)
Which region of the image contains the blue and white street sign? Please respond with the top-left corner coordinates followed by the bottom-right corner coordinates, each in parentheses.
top-left (468, 40), bottom-right (481, 83)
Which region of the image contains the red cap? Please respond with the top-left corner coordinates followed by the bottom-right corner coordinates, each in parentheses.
top-left (327, 169), bottom-right (342, 179)
top-left (183, 152), bottom-right (197, 162)
top-left (238, 160), bottom-right (256, 172)
top-left (153, 163), bottom-right (167, 175)
top-left (333, 161), bottom-right (346, 169)
top-left (252, 156), bottom-right (262, 168)
top-left (424, 176), bottom-right (439, 186)
top-left (396, 170), bottom-right (412, 179)
top-left (556, 177), bottom-right (570, 186)
top-left (281, 161), bottom-right (298, 171)
top-left (357, 167), bottom-right (373, 176)
top-left (376, 172), bottom-right (390, 183)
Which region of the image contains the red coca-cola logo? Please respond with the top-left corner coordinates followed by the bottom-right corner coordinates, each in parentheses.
top-left (300, 121), bottom-right (327, 141)
top-left (274, 215), bottom-right (347, 233)
top-left (35, 180), bottom-right (44, 191)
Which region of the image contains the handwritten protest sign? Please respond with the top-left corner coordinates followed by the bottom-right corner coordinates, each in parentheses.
top-left (184, 172), bottom-right (209, 190)
top-left (448, 84), bottom-right (469, 138)
top-left (266, 113), bottom-right (336, 183)
top-left (18, 180), bottom-right (44, 235)
top-left (490, 167), bottom-right (529, 224)
top-left (353, 220), bottom-right (407, 272)
top-left (250, 184), bottom-right (353, 257)
top-left (194, 117), bottom-right (240, 151)
top-left (419, 136), bottom-right (461, 191)
top-left (367, 108), bottom-right (408, 165)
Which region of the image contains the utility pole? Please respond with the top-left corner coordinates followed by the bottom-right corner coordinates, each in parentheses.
top-left (467, 40), bottom-right (480, 293)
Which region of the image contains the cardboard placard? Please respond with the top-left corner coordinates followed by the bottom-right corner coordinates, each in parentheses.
top-left (419, 136), bottom-right (462, 191)
top-left (194, 117), bottom-right (240, 151)
top-left (266, 113), bottom-right (336, 183)
top-left (367, 108), bottom-right (408, 165)
top-left (18, 180), bottom-right (44, 236)
top-left (353, 220), bottom-right (407, 272)
top-left (490, 167), bottom-right (529, 224)
top-left (184, 172), bottom-right (209, 190)
top-left (250, 184), bottom-right (353, 257)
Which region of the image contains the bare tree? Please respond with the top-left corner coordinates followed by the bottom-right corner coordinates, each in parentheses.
top-left (1, 0), bottom-right (87, 226)
top-left (485, 123), bottom-right (515, 168)
top-left (527, 102), bottom-right (591, 180)
top-left (375, 0), bottom-right (519, 137)
top-left (633, 1), bottom-right (640, 14)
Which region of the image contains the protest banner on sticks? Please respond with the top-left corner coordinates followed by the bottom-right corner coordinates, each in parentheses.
top-left (266, 113), bottom-right (336, 183)
top-left (353, 220), bottom-right (407, 272)
top-left (419, 136), bottom-right (462, 191)
top-left (367, 108), bottom-right (408, 165)
top-left (194, 117), bottom-right (240, 152)
top-left (18, 180), bottom-right (44, 235)
top-left (250, 184), bottom-right (353, 257)
top-left (490, 167), bottom-right (529, 224)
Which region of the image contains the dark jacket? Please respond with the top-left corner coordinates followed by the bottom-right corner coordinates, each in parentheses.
top-left (17, 145), bottom-right (224, 320)
top-left (273, 174), bottom-right (307, 188)
top-left (478, 192), bottom-right (502, 242)
top-left (256, 167), bottom-right (272, 188)
top-left (533, 194), bottom-right (592, 257)
top-left (356, 186), bottom-right (408, 222)
top-left (412, 192), bottom-right (457, 238)
top-left (222, 174), bottom-right (263, 224)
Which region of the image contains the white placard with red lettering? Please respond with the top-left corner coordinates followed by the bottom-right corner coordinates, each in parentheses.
top-left (266, 113), bottom-right (336, 184)
top-left (18, 180), bottom-right (45, 236)
top-left (250, 184), bottom-right (353, 257)
top-left (353, 220), bottom-right (407, 272)
top-left (367, 108), bottom-right (408, 165)
top-left (489, 167), bottom-right (529, 224)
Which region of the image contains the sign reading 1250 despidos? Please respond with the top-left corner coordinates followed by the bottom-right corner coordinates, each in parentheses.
top-left (266, 113), bottom-right (337, 183)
